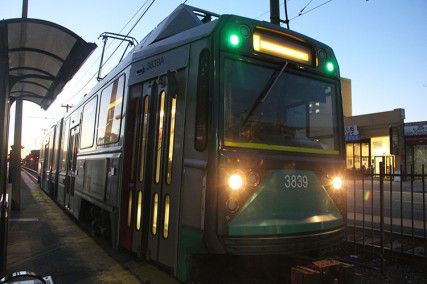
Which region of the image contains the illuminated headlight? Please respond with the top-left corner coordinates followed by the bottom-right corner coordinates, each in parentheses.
top-left (332, 176), bottom-right (343, 190)
top-left (228, 173), bottom-right (244, 191)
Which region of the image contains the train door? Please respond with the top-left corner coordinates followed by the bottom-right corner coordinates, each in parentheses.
top-left (41, 141), bottom-right (49, 189)
top-left (128, 82), bottom-right (153, 254)
top-left (65, 125), bottom-right (80, 211)
top-left (57, 118), bottom-right (70, 206)
top-left (146, 72), bottom-right (184, 272)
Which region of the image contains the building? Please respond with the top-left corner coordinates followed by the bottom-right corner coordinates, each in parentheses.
top-left (404, 121), bottom-right (427, 174)
top-left (344, 109), bottom-right (405, 175)
top-left (340, 77), bottom-right (352, 117)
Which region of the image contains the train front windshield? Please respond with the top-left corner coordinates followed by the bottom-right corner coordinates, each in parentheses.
top-left (223, 58), bottom-right (340, 155)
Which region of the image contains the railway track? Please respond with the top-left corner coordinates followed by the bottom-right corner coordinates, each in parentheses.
top-left (21, 167), bottom-right (38, 182)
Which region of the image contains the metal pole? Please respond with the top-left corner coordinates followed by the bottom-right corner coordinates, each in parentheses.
top-left (379, 161), bottom-right (385, 274)
top-left (11, 0), bottom-right (28, 211)
top-left (362, 171), bottom-right (365, 250)
top-left (411, 164), bottom-right (415, 255)
top-left (0, 20), bottom-right (10, 275)
top-left (283, 0), bottom-right (290, 29)
top-left (371, 166), bottom-right (374, 255)
top-left (389, 169), bottom-right (393, 251)
top-left (400, 164), bottom-right (403, 253)
top-left (422, 164), bottom-right (425, 257)
top-left (11, 100), bottom-right (22, 210)
top-left (22, 0), bottom-right (28, 18)
top-left (353, 166), bottom-right (356, 252)
top-left (270, 0), bottom-right (280, 25)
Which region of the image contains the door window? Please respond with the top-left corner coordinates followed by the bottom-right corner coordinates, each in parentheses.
top-left (152, 193), bottom-right (159, 235)
top-left (163, 195), bottom-right (170, 239)
top-left (155, 92), bottom-right (166, 184)
top-left (166, 97), bottom-right (177, 184)
top-left (136, 190), bottom-right (143, 231)
top-left (139, 95), bottom-right (150, 182)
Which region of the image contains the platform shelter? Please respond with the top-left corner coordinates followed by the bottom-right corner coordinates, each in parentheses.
top-left (0, 17), bottom-right (96, 275)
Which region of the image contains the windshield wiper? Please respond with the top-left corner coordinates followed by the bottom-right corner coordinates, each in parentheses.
top-left (240, 61), bottom-right (289, 128)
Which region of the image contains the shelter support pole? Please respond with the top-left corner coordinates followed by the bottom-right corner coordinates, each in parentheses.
top-left (0, 21), bottom-right (10, 275)
top-left (11, 99), bottom-right (22, 211)
top-left (10, 0), bottom-right (28, 212)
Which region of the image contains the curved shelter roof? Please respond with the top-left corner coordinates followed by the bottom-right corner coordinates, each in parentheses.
top-left (0, 18), bottom-right (96, 109)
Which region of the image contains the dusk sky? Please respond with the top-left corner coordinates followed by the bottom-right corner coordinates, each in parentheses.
top-left (1, 0), bottom-right (426, 156)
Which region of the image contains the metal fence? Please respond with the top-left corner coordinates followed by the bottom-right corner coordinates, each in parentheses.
top-left (346, 163), bottom-right (426, 265)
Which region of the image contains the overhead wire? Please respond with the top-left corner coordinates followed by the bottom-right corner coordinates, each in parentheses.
top-left (290, 0), bottom-right (333, 21)
top-left (298, 0), bottom-right (315, 15)
top-left (72, 0), bottom-right (151, 82)
top-left (65, 0), bottom-right (157, 104)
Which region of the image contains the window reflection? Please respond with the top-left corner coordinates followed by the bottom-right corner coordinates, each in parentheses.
top-left (139, 96), bottom-right (150, 182)
top-left (155, 92), bottom-right (166, 184)
top-left (223, 59), bottom-right (338, 153)
top-left (166, 97), bottom-right (176, 184)
top-left (97, 75), bottom-right (125, 145)
top-left (80, 96), bottom-right (97, 149)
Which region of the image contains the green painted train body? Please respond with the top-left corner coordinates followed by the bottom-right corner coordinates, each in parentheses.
top-left (39, 4), bottom-right (346, 282)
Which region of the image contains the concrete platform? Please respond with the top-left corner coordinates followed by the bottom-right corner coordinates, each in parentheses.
top-left (5, 172), bottom-right (177, 284)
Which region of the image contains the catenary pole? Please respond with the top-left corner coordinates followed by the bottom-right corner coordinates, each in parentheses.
top-left (284, 0), bottom-right (290, 29)
top-left (270, 0), bottom-right (281, 25)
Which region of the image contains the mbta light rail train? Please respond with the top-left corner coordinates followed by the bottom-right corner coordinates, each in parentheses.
top-left (38, 4), bottom-right (346, 281)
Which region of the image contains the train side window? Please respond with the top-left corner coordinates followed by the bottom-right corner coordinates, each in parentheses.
top-left (194, 49), bottom-right (210, 152)
top-left (139, 95), bottom-right (150, 182)
top-left (166, 96), bottom-right (177, 184)
top-left (97, 75), bottom-right (125, 145)
top-left (80, 96), bottom-right (97, 149)
top-left (155, 91), bottom-right (166, 184)
top-left (60, 118), bottom-right (70, 170)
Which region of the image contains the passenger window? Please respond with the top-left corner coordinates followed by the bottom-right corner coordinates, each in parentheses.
top-left (97, 75), bottom-right (125, 145)
top-left (139, 95), bottom-right (150, 182)
top-left (60, 119), bottom-right (70, 170)
top-left (195, 49), bottom-right (210, 151)
top-left (155, 91), bottom-right (166, 184)
top-left (166, 96), bottom-right (177, 184)
top-left (80, 96), bottom-right (97, 149)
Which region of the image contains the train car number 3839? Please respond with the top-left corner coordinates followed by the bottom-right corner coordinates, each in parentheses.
top-left (284, 174), bottom-right (309, 189)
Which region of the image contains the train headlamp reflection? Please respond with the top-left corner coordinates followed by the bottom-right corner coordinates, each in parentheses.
top-left (332, 176), bottom-right (343, 190)
top-left (228, 173), bottom-right (244, 191)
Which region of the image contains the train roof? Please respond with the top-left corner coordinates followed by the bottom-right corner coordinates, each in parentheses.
top-left (67, 4), bottom-right (335, 114)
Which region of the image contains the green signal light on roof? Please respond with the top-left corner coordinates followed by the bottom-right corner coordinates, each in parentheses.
top-left (326, 61), bottom-right (335, 73)
top-left (228, 34), bottom-right (240, 47)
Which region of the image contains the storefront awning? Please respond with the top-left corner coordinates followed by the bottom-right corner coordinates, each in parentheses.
top-left (0, 18), bottom-right (96, 109)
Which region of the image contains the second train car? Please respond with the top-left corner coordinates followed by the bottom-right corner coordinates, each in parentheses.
top-left (39, 4), bottom-right (347, 281)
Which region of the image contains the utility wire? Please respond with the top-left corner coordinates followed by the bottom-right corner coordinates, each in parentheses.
top-left (290, 0), bottom-right (333, 21)
top-left (65, 0), bottom-right (157, 104)
top-left (298, 0), bottom-right (315, 15)
top-left (74, 0), bottom-right (151, 82)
